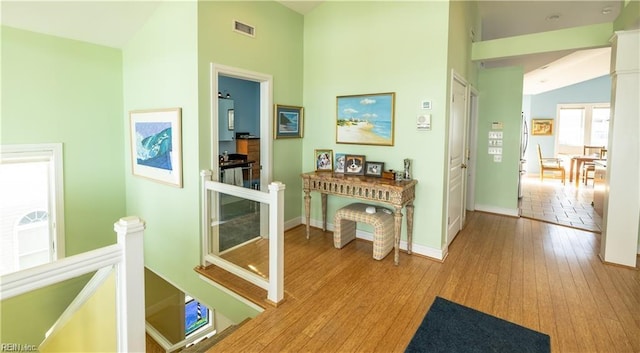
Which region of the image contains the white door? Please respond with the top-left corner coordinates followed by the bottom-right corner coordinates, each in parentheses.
top-left (447, 74), bottom-right (468, 245)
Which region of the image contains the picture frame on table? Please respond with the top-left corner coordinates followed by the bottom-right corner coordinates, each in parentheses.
top-left (364, 161), bottom-right (384, 177)
top-left (129, 107), bottom-right (183, 188)
top-left (334, 153), bottom-right (346, 173)
top-left (315, 149), bottom-right (333, 172)
top-left (336, 92), bottom-right (395, 146)
top-left (344, 155), bottom-right (366, 175)
top-left (275, 104), bottom-right (304, 139)
top-left (531, 119), bottom-right (553, 135)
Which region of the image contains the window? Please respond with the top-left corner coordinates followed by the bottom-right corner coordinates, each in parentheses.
top-left (556, 103), bottom-right (610, 155)
top-left (0, 144), bottom-right (65, 275)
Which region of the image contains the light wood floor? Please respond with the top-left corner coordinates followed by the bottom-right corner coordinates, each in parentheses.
top-left (205, 211), bottom-right (640, 353)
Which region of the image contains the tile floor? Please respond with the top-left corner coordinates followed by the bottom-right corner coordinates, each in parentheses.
top-left (519, 175), bottom-right (602, 233)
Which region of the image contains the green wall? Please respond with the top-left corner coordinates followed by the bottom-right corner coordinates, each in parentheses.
top-left (1, 27), bottom-right (125, 344)
top-left (475, 66), bottom-right (523, 213)
top-left (122, 1), bottom-right (259, 322)
top-left (303, 1), bottom-right (453, 250)
top-left (1, 26), bottom-right (126, 255)
top-left (197, 1), bottom-right (305, 223)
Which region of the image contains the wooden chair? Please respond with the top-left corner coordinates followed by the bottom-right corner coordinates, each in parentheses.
top-left (537, 144), bottom-right (565, 184)
top-left (583, 147), bottom-right (606, 185)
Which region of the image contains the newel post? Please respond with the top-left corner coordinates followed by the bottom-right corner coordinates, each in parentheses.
top-left (267, 181), bottom-right (286, 304)
top-left (114, 216), bottom-right (146, 353)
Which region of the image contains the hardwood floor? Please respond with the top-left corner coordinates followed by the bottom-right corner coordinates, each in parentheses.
top-left (204, 211), bottom-right (640, 353)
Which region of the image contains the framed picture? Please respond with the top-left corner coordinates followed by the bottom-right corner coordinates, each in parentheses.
top-left (129, 108), bottom-right (183, 187)
top-left (365, 161), bottom-right (384, 177)
top-left (344, 155), bottom-right (366, 175)
top-left (275, 104), bottom-right (304, 139)
top-left (315, 149), bottom-right (333, 172)
top-left (336, 92), bottom-right (395, 146)
top-left (334, 153), bottom-right (346, 173)
top-left (227, 109), bottom-right (234, 130)
top-left (532, 119), bottom-right (553, 135)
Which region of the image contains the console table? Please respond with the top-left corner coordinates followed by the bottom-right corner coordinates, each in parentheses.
top-left (301, 172), bottom-right (417, 265)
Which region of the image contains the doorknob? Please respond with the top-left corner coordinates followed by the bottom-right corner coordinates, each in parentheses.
top-left (461, 163), bottom-right (467, 169)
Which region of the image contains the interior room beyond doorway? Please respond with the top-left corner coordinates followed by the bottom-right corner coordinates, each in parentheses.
top-left (519, 174), bottom-right (601, 233)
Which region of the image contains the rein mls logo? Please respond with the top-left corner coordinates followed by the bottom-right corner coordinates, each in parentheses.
top-left (1, 343), bottom-right (37, 352)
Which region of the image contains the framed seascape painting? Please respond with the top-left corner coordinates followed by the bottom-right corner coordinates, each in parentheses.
top-left (315, 149), bottom-right (333, 172)
top-left (531, 119), bottom-right (553, 135)
top-left (336, 92), bottom-right (395, 146)
top-left (275, 104), bottom-right (304, 138)
top-left (344, 155), bottom-right (366, 175)
top-left (129, 108), bottom-right (183, 187)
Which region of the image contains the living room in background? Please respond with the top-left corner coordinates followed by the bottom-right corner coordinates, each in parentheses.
top-left (0, 143), bottom-right (65, 275)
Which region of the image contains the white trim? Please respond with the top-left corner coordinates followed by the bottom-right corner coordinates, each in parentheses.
top-left (0, 244), bottom-right (121, 300)
top-left (474, 204), bottom-right (520, 217)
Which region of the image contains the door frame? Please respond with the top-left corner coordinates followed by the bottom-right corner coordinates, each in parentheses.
top-left (210, 63), bottom-right (273, 188)
top-left (465, 86), bottom-right (479, 212)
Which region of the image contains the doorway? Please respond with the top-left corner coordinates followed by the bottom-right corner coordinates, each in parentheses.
top-left (211, 63), bottom-right (273, 253)
top-left (446, 72), bottom-right (469, 246)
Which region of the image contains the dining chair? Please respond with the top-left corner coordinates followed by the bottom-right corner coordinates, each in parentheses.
top-left (582, 146), bottom-right (605, 185)
top-left (537, 144), bottom-right (565, 184)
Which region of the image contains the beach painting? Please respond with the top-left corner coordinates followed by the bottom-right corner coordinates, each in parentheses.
top-left (275, 104), bottom-right (304, 138)
top-left (336, 92), bottom-right (395, 146)
top-left (129, 108), bottom-right (183, 187)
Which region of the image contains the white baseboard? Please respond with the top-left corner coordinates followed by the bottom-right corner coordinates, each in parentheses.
top-left (474, 204), bottom-right (520, 217)
top-left (304, 217), bottom-right (446, 261)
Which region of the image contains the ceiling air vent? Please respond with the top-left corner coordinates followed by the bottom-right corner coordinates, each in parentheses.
top-left (233, 20), bottom-right (255, 38)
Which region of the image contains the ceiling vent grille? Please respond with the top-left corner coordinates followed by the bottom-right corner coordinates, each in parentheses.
top-left (233, 20), bottom-right (255, 38)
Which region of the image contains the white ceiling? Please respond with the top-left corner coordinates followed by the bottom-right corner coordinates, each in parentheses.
top-left (1, 1), bottom-right (624, 94)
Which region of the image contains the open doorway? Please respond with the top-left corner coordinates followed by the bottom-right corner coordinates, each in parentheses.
top-left (210, 63), bottom-right (273, 257)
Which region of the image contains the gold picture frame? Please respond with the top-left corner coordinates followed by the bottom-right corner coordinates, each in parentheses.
top-left (336, 92), bottom-right (395, 146)
top-left (532, 119), bottom-right (553, 135)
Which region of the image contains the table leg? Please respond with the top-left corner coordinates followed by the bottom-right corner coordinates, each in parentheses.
top-left (575, 160), bottom-right (583, 186)
top-left (304, 190), bottom-right (311, 239)
top-left (321, 193), bottom-right (327, 232)
top-left (406, 202), bottom-right (414, 255)
top-left (393, 206), bottom-right (403, 266)
top-left (569, 158), bottom-right (575, 183)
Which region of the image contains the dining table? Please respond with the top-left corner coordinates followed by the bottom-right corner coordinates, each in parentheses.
top-left (569, 155), bottom-right (599, 185)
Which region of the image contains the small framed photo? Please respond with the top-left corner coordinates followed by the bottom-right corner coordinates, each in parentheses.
top-left (532, 119), bottom-right (553, 135)
top-left (344, 155), bottom-right (366, 175)
top-left (275, 104), bottom-right (304, 139)
top-left (129, 108), bottom-right (183, 187)
top-left (334, 153), bottom-right (346, 173)
top-left (315, 149), bottom-right (333, 172)
top-left (365, 161), bottom-right (384, 177)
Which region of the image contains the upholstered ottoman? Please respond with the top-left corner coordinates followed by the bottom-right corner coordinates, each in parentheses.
top-left (333, 202), bottom-right (394, 260)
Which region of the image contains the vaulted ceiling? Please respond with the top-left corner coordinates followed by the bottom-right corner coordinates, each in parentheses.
top-left (1, 1), bottom-right (625, 94)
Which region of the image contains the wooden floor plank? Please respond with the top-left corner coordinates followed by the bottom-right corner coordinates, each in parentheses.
top-left (202, 212), bottom-right (639, 353)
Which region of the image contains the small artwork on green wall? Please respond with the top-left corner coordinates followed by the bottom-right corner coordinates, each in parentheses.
top-left (129, 108), bottom-right (183, 187)
top-left (336, 92), bottom-right (395, 146)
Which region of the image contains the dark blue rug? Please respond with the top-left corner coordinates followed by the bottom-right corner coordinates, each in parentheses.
top-left (406, 297), bottom-right (550, 353)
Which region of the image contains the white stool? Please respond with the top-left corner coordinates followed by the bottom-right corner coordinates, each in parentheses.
top-left (333, 202), bottom-right (394, 260)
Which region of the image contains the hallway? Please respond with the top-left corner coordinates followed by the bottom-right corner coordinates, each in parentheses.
top-left (519, 175), bottom-right (602, 233)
